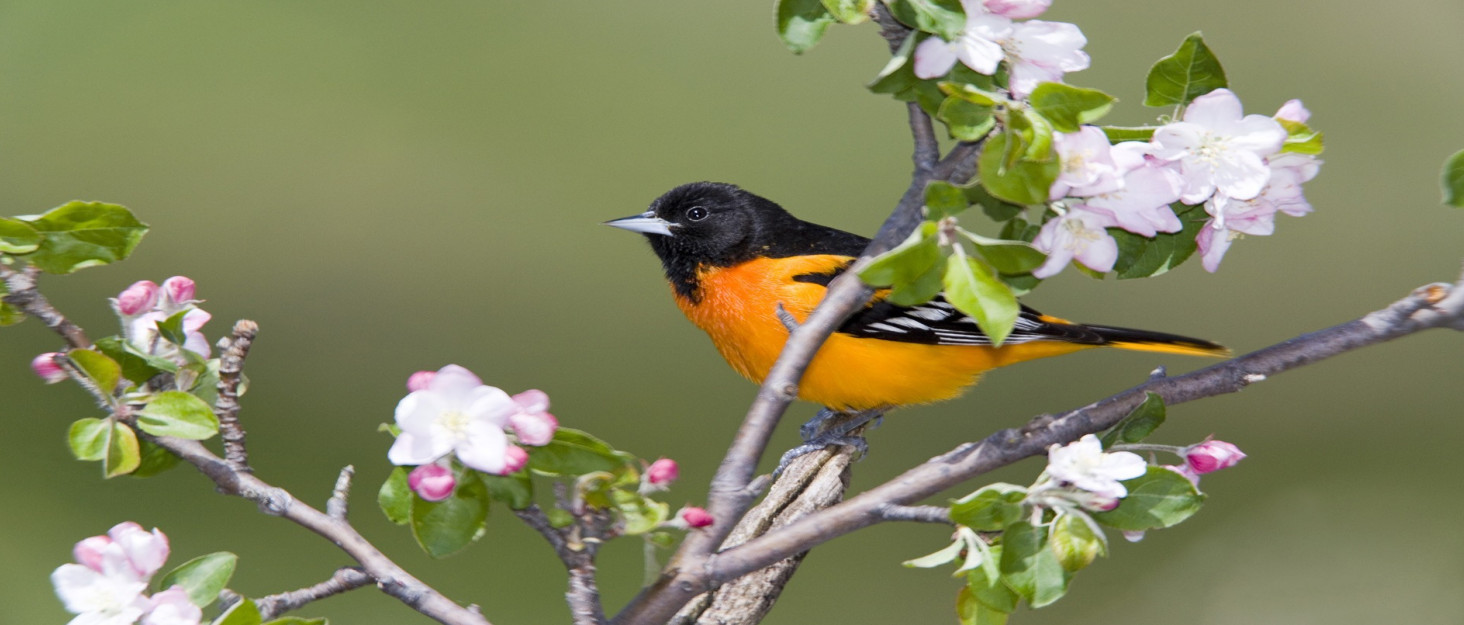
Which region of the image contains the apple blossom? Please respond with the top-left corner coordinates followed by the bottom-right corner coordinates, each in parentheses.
top-left (52, 523), bottom-right (179, 625)
top-left (646, 458), bottom-right (679, 488)
top-left (408, 463), bottom-right (457, 502)
top-left (1050, 126), bottom-right (1124, 200)
top-left (1275, 98), bottom-right (1310, 124)
top-left (406, 370), bottom-right (436, 392)
top-left (1031, 208), bottom-right (1119, 278)
top-left (1150, 88), bottom-right (1287, 204)
top-left (1184, 439), bottom-right (1246, 474)
top-left (140, 587), bottom-right (201, 625)
top-left (32, 352), bottom-right (67, 384)
top-left (118, 277), bottom-right (212, 362)
top-left (1077, 156), bottom-right (1184, 237)
top-left (502, 445), bottom-right (529, 474)
top-left (678, 506), bottom-right (715, 529)
top-left (912, 6), bottom-right (1013, 79)
top-left (113, 280), bottom-right (160, 317)
top-left (158, 276), bottom-right (196, 310)
top-left (507, 389), bottom-right (558, 446)
top-left (1001, 19), bottom-right (1090, 98)
top-left (1043, 434), bottom-right (1146, 499)
top-left (388, 364), bottom-right (520, 475)
top-left (984, 0), bottom-right (1050, 19)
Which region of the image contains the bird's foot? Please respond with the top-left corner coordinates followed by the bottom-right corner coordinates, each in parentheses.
top-left (774, 408), bottom-right (886, 477)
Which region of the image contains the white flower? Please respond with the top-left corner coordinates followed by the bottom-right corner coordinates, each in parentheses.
top-left (1150, 88), bottom-right (1287, 204)
top-left (1031, 208), bottom-right (1118, 278)
top-left (912, 5), bottom-right (1013, 78)
top-left (388, 364), bottom-right (519, 474)
top-left (1043, 434), bottom-right (1146, 499)
top-left (140, 587), bottom-right (201, 625)
top-left (1078, 145), bottom-right (1184, 237)
top-left (1050, 126), bottom-right (1124, 199)
top-left (52, 563), bottom-right (150, 625)
top-left (1001, 20), bottom-right (1089, 98)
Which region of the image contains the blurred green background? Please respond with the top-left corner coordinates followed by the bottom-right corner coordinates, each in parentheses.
top-left (2, 1), bottom-right (1461, 623)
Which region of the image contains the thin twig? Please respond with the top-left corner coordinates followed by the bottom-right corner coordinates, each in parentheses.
top-left (215, 319), bottom-right (258, 470)
top-left (249, 566), bottom-right (374, 621)
top-left (875, 504), bottom-right (952, 524)
top-left (0, 264), bottom-right (90, 348)
top-left (621, 270), bottom-right (1464, 619)
top-left (514, 505), bottom-right (608, 625)
top-left (327, 465), bottom-right (355, 521)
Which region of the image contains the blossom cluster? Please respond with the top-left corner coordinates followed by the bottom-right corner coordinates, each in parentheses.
top-left (913, 0), bottom-right (1085, 99)
top-left (51, 523), bottom-right (200, 625)
top-left (1034, 89), bottom-right (1320, 276)
top-left (32, 276), bottom-right (213, 385)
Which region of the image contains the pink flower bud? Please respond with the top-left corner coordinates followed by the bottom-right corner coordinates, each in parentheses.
top-left (984, 0), bottom-right (1050, 19)
top-left (1184, 440), bottom-right (1246, 474)
top-left (143, 586), bottom-right (201, 625)
top-left (160, 276), bottom-right (196, 307)
top-left (72, 535), bottom-right (113, 572)
top-left (511, 389), bottom-right (550, 413)
top-left (408, 464), bottom-right (456, 502)
top-left (115, 280), bottom-right (159, 316)
top-left (31, 352), bottom-right (67, 384)
top-left (646, 458), bottom-right (679, 488)
top-left (679, 506), bottom-right (714, 528)
top-left (107, 522), bottom-right (169, 581)
top-left (501, 445), bottom-right (529, 474)
top-left (509, 410), bottom-right (558, 447)
top-left (1274, 99), bottom-right (1310, 123)
top-left (406, 370), bottom-right (437, 393)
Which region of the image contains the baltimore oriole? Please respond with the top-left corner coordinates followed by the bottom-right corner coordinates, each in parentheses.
top-left (607, 182), bottom-right (1227, 413)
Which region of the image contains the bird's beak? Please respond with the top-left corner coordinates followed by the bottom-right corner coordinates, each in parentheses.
top-left (605, 211), bottom-right (676, 237)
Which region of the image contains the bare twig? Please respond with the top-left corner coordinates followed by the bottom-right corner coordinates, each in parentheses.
top-left (215, 319), bottom-right (258, 470)
top-left (514, 505), bottom-right (608, 625)
top-left (619, 270), bottom-right (1464, 622)
top-left (327, 465), bottom-right (355, 521)
top-left (1, 264), bottom-right (90, 348)
top-left (875, 504), bottom-right (952, 525)
top-left (246, 566), bottom-right (374, 621)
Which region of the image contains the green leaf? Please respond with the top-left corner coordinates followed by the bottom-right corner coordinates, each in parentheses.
top-left (528, 428), bottom-right (633, 477)
top-left (0, 217), bottom-right (42, 254)
top-left (776, 0), bottom-right (836, 54)
top-left (214, 597), bottom-right (262, 625)
top-left (978, 131), bottom-right (1060, 205)
top-left (925, 181), bottom-right (970, 219)
top-left (0, 298), bottom-right (23, 326)
top-left (69, 418), bottom-right (110, 461)
top-left (903, 538), bottom-right (964, 568)
top-left (482, 471), bottom-right (534, 510)
top-left (1050, 513), bottom-right (1105, 572)
top-left (104, 421), bottom-right (141, 478)
top-left (95, 337), bottom-right (167, 385)
top-left (263, 619), bottom-right (328, 625)
top-left (1100, 392), bottom-right (1166, 447)
top-left (943, 252), bottom-right (1019, 345)
top-left (965, 545), bottom-right (1018, 613)
top-left (886, 258), bottom-right (947, 307)
top-left (378, 467), bottom-right (412, 525)
top-left (821, 0), bottom-right (873, 23)
top-left (156, 310), bottom-right (191, 347)
top-left (1443, 149), bottom-right (1464, 208)
top-left (886, 0), bottom-right (966, 40)
top-left (546, 506), bottom-right (574, 528)
top-left (135, 390), bottom-right (220, 440)
top-left (68, 348), bottom-right (121, 394)
top-left (939, 81), bottom-right (1002, 106)
top-left (1109, 203), bottom-right (1207, 279)
top-left (974, 242), bottom-right (1045, 275)
top-left (938, 97), bottom-right (998, 142)
top-left (17, 201), bottom-right (148, 274)
top-left (998, 521), bottom-right (1070, 608)
top-left (1144, 32), bottom-right (1228, 108)
top-left (158, 552), bottom-right (237, 608)
top-left (964, 184), bottom-right (1024, 222)
top-left (1092, 466), bottom-right (1205, 531)
top-left (868, 33), bottom-right (918, 96)
top-left (612, 489), bottom-right (671, 535)
top-left (1028, 83), bottom-right (1116, 133)
top-left (131, 437), bottom-right (182, 477)
top-left (1279, 119), bottom-right (1324, 155)
top-left (1100, 126), bottom-right (1157, 143)
top-left (860, 222), bottom-right (941, 287)
top-left (950, 484), bottom-right (1027, 531)
top-left (411, 471), bottom-right (490, 558)
top-left (957, 586), bottom-right (1010, 625)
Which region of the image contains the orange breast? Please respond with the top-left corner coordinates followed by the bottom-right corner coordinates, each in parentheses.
top-left (672, 256), bottom-right (1092, 411)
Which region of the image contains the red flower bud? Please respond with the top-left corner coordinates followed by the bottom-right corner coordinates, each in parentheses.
top-left (1184, 440), bottom-right (1246, 474)
top-left (31, 352), bottom-right (67, 384)
top-left (408, 464), bottom-right (456, 502)
top-left (646, 458), bottom-right (679, 487)
top-left (679, 506), bottom-right (714, 528)
top-left (115, 280), bottom-right (159, 316)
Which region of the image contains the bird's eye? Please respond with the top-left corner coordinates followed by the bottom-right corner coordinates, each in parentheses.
top-left (686, 206), bottom-right (709, 221)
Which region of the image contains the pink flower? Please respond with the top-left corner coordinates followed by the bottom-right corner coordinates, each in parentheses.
top-left (114, 280), bottom-right (160, 316)
top-left (984, 0), bottom-right (1050, 19)
top-left (406, 370), bottom-right (437, 392)
top-left (1274, 99), bottom-right (1310, 124)
top-left (507, 389), bottom-right (558, 446)
top-left (408, 463), bottom-right (457, 502)
top-left (141, 586), bottom-right (202, 625)
top-left (1184, 440), bottom-right (1246, 474)
top-left (32, 352), bottom-right (67, 384)
top-left (913, 5), bottom-right (1013, 78)
top-left (159, 276), bottom-right (196, 310)
top-left (1150, 88), bottom-right (1287, 204)
top-left (679, 506), bottom-right (715, 529)
top-left (646, 458), bottom-right (679, 488)
top-left (1001, 20), bottom-right (1090, 98)
top-left (53, 523), bottom-right (174, 625)
top-left (1050, 126), bottom-right (1124, 199)
top-left (1031, 208), bottom-right (1119, 278)
top-left (1078, 147), bottom-right (1184, 237)
top-left (502, 445), bottom-right (529, 474)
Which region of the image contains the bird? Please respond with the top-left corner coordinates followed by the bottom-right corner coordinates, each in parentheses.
top-left (606, 181), bottom-right (1227, 430)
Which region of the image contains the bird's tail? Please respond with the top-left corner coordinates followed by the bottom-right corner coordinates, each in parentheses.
top-left (1084, 324), bottom-right (1231, 358)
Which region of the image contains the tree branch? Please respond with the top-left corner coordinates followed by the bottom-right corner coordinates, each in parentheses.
top-left (1, 264), bottom-right (90, 348)
top-left (631, 269), bottom-right (1464, 613)
top-left (225, 566), bottom-right (374, 621)
top-left (214, 319), bottom-right (258, 471)
top-left (514, 505), bottom-right (608, 625)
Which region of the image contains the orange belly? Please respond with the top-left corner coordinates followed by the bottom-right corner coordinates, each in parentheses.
top-left (674, 256), bottom-right (1090, 411)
